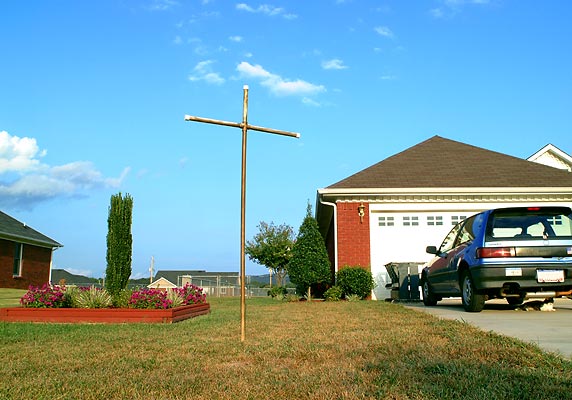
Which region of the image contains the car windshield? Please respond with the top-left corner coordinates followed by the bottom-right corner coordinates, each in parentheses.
top-left (486, 207), bottom-right (572, 240)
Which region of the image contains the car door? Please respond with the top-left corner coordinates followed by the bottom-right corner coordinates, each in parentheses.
top-left (426, 222), bottom-right (463, 294)
top-left (443, 215), bottom-right (479, 294)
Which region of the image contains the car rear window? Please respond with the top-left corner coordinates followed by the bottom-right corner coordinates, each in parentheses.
top-left (486, 207), bottom-right (572, 240)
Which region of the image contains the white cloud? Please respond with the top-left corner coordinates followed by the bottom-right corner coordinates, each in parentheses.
top-left (322, 59), bottom-right (348, 70)
top-left (302, 97), bottom-right (321, 107)
top-left (431, 0), bottom-right (492, 18)
top-left (146, 0), bottom-right (179, 11)
top-left (0, 131), bottom-right (129, 210)
top-left (229, 35), bottom-right (243, 42)
top-left (236, 3), bottom-right (297, 19)
top-left (188, 60), bottom-right (225, 85)
top-left (374, 26), bottom-right (394, 38)
top-left (0, 131), bottom-right (46, 173)
top-left (173, 35), bottom-right (183, 45)
top-left (236, 61), bottom-right (325, 97)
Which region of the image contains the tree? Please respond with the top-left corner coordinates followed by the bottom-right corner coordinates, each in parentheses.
top-left (245, 221), bottom-right (294, 287)
top-left (105, 192), bottom-right (133, 295)
top-left (288, 202), bottom-right (331, 300)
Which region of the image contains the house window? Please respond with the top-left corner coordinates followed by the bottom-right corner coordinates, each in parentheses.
top-left (13, 243), bottom-right (23, 277)
top-left (451, 215), bottom-right (467, 226)
top-left (378, 216), bottom-right (395, 227)
top-left (403, 216), bottom-right (419, 226)
top-left (427, 216), bottom-right (443, 226)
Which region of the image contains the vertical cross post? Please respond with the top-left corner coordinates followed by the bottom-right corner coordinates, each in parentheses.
top-left (185, 85), bottom-right (299, 342)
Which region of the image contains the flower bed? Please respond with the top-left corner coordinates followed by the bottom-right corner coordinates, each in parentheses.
top-left (0, 303), bottom-right (210, 323)
top-left (0, 283), bottom-right (209, 323)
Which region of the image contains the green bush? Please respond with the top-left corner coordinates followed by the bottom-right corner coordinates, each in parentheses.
top-left (336, 267), bottom-right (375, 299)
top-left (111, 289), bottom-right (132, 308)
top-left (268, 286), bottom-right (288, 298)
top-left (323, 286), bottom-right (343, 301)
top-left (285, 294), bottom-right (300, 302)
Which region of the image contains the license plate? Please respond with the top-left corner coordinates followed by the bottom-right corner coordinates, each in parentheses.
top-left (505, 267), bottom-right (522, 277)
top-left (536, 270), bottom-right (565, 283)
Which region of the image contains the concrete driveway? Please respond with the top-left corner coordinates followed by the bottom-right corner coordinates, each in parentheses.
top-left (404, 297), bottom-right (572, 359)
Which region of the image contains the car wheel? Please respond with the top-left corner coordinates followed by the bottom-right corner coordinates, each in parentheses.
top-left (422, 279), bottom-right (438, 306)
top-left (461, 272), bottom-right (485, 312)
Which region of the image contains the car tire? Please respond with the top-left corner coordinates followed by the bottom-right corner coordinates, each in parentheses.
top-left (422, 279), bottom-right (438, 306)
top-left (461, 272), bottom-right (485, 312)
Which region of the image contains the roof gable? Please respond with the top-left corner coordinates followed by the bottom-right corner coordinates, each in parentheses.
top-left (328, 136), bottom-right (572, 189)
top-left (0, 211), bottom-right (62, 248)
top-left (527, 144), bottom-right (572, 172)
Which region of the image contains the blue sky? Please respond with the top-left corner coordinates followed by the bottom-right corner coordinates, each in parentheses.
top-left (1, 0), bottom-right (571, 279)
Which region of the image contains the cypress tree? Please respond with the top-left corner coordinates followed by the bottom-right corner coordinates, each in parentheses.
top-left (105, 192), bottom-right (133, 295)
top-left (288, 202), bottom-right (331, 300)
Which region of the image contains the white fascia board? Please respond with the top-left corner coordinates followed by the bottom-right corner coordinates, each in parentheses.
top-left (318, 187), bottom-right (572, 196)
top-left (529, 144), bottom-right (572, 163)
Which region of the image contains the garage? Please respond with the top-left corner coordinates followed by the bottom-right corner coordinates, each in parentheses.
top-left (316, 136), bottom-right (572, 300)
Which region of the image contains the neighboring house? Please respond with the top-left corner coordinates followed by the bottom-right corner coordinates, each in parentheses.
top-left (316, 136), bottom-right (572, 300)
top-left (151, 270), bottom-right (242, 297)
top-left (148, 276), bottom-right (178, 290)
top-left (0, 211), bottom-right (62, 289)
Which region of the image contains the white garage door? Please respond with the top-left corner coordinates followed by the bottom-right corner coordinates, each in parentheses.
top-left (370, 211), bottom-right (472, 300)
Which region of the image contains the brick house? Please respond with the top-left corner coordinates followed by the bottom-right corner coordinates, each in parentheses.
top-left (0, 211), bottom-right (62, 289)
top-left (316, 136), bottom-right (572, 300)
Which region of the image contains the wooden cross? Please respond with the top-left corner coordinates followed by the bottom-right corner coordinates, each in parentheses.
top-left (185, 85), bottom-right (300, 342)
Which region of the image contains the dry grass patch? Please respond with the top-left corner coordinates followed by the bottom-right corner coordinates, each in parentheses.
top-left (1, 297), bottom-right (571, 399)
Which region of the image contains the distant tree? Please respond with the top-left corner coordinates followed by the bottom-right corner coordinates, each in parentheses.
top-left (288, 202), bottom-right (331, 300)
top-left (245, 221), bottom-right (295, 287)
top-left (105, 192), bottom-right (133, 295)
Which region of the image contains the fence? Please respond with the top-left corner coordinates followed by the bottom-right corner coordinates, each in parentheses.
top-left (57, 275), bottom-right (291, 298)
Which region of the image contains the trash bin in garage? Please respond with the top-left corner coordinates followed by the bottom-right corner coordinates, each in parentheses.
top-left (384, 262), bottom-right (423, 301)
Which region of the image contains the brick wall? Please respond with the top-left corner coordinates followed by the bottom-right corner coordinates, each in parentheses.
top-left (0, 239), bottom-right (52, 289)
top-left (336, 202), bottom-right (371, 271)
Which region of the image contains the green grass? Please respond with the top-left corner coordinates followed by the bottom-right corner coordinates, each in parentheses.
top-left (1, 296), bottom-right (571, 399)
top-left (0, 289), bottom-right (26, 307)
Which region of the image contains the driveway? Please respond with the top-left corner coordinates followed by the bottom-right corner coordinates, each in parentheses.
top-left (404, 297), bottom-right (572, 359)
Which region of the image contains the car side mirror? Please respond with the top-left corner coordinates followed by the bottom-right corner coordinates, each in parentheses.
top-left (426, 245), bottom-right (439, 255)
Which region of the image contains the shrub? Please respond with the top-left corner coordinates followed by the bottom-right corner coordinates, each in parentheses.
top-left (112, 289), bottom-right (132, 308)
top-left (336, 267), bottom-right (375, 299)
top-left (285, 294), bottom-right (300, 302)
top-left (128, 285), bottom-right (207, 309)
top-left (174, 283), bottom-right (207, 305)
top-left (68, 286), bottom-right (113, 308)
top-left (268, 286), bottom-right (288, 299)
top-left (323, 286), bottom-right (343, 301)
top-left (20, 284), bottom-right (72, 308)
top-left (128, 288), bottom-right (173, 309)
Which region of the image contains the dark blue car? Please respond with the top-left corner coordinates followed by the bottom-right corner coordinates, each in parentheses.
top-left (421, 206), bottom-right (572, 312)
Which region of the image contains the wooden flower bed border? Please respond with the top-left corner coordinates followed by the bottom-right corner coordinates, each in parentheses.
top-left (0, 303), bottom-right (210, 324)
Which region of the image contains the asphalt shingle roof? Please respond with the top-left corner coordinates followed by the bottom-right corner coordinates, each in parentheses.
top-left (328, 136), bottom-right (572, 189)
top-left (0, 211), bottom-right (62, 248)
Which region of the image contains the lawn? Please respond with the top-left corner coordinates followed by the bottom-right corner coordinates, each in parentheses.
top-left (1, 296), bottom-right (571, 400)
top-left (0, 289), bottom-right (26, 308)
